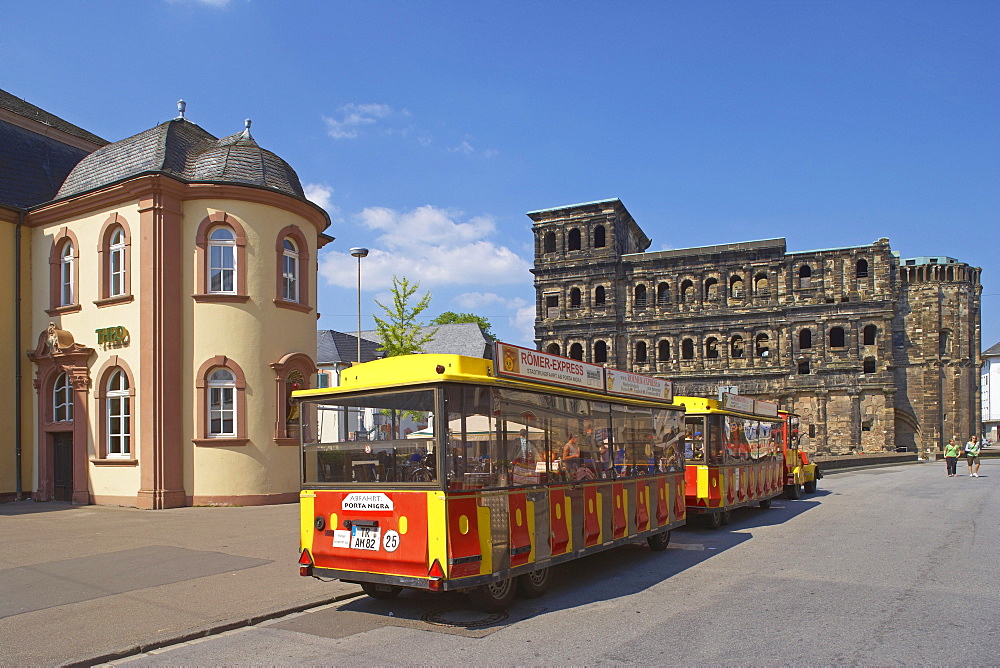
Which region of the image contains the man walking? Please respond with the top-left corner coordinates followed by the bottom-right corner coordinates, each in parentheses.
top-left (965, 436), bottom-right (981, 477)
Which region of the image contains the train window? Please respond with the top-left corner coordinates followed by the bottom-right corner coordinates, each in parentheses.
top-left (301, 388), bottom-right (437, 485)
top-left (684, 417), bottom-right (706, 462)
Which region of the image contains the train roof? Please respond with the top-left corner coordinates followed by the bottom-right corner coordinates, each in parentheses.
top-left (673, 395), bottom-right (782, 421)
top-left (295, 353), bottom-right (683, 410)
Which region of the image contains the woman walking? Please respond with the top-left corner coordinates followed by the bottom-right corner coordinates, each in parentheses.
top-left (965, 436), bottom-right (981, 477)
top-left (944, 437), bottom-right (961, 477)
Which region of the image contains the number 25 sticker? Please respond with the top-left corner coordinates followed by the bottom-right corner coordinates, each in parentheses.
top-left (382, 530), bottom-right (400, 552)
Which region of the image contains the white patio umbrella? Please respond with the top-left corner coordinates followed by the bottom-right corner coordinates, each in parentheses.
top-left (406, 415), bottom-right (545, 441)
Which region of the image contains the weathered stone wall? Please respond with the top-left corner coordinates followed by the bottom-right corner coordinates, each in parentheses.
top-left (530, 199), bottom-right (981, 457)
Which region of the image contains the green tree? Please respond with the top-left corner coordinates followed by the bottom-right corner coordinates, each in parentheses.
top-left (431, 311), bottom-right (496, 340)
top-left (372, 276), bottom-right (437, 356)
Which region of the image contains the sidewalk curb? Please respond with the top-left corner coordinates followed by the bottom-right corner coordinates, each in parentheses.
top-left (66, 589), bottom-right (364, 668)
top-left (820, 460), bottom-right (926, 475)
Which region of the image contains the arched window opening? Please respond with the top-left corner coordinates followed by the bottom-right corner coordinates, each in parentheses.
top-left (593, 225), bottom-right (606, 248)
top-left (863, 325), bottom-right (877, 346)
top-left (798, 265), bottom-right (812, 288)
top-left (754, 273), bottom-right (770, 297)
top-left (53, 372), bottom-right (73, 422)
top-left (594, 340), bottom-right (608, 363)
top-left (680, 279), bottom-right (694, 303)
top-left (755, 333), bottom-right (770, 358)
top-left (109, 228), bottom-right (126, 297)
top-left (594, 285), bottom-right (606, 306)
top-left (829, 326), bottom-right (845, 348)
top-left (543, 232), bottom-right (556, 253)
top-left (731, 335), bottom-right (745, 359)
top-left (729, 276), bottom-right (744, 299)
top-left (798, 360), bottom-right (810, 375)
top-left (939, 330), bottom-right (951, 356)
top-left (281, 238), bottom-right (299, 302)
top-left (657, 283), bottom-right (670, 305)
top-left (635, 341), bottom-right (648, 363)
top-left (634, 284), bottom-right (647, 308)
top-left (569, 343), bottom-right (584, 360)
top-left (60, 242), bottom-right (75, 306)
top-left (856, 259), bottom-right (869, 278)
top-left (568, 228), bottom-right (581, 251)
top-left (208, 368), bottom-right (236, 437)
top-left (106, 368), bottom-right (130, 457)
top-left (570, 288), bottom-right (582, 307)
top-left (208, 226), bottom-right (236, 294)
top-left (546, 343), bottom-right (560, 356)
top-left (681, 339), bottom-right (694, 360)
top-left (799, 329), bottom-right (813, 349)
top-left (705, 337), bottom-right (719, 359)
top-left (863, 357), bottom-right (876, 374)
top-left (658, 340), bottom-right (670, 361)
top-left (705, 278), bottom-right (719, 301)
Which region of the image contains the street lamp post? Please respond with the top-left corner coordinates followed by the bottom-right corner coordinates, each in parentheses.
top-left (349, 248), bottom-right (369, 364)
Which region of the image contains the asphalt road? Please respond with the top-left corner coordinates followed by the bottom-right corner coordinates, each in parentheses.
top-left (107, 460), bottom-right (1000, 666)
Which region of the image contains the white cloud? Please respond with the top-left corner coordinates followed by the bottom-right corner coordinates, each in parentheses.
top-left (318, 205), bottom-right (531, 291)
top-left (453, 292), bottom-right (510, 309)
top-left (511, 301), bottom-right (537, 345)
top-left (303, 183), bottom-right (335, 210)
top-left (323, 103), bottom-right (395, 139)
top-left (448, 140), bottom-right (475, 155)
top-left (322, 106), bottom-right (495, 157)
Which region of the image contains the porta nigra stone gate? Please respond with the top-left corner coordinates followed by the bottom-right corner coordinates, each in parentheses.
top-left (529, 199), bottom-right (982, 456)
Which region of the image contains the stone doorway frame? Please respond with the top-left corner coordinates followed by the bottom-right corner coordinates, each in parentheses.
top-left (27, 324), bottom-right (94, 504)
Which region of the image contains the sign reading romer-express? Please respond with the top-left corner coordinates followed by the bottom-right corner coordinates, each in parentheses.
top-left (494, 342), bottom-right (605, 391)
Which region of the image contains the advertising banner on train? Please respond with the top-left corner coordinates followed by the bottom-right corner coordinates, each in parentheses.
top-left (721, 392), bottom-right (755, 414)
top-left (754, 399), bottom-right (779, 417)
top-left (494, 342), bottom-right (605, 391)
top-left (605, 368), bottom-right (674, 403)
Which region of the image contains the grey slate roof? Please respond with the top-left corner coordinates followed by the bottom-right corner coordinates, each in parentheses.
top-left (317, 323), bottom-right (491, 364)
top-left (0, 119), bottom-right (94, 209)
top-left (56, 118), bottom-right (306, 201)
top-left (0, 89), bottom-right (108, 146)
top-left (985, 342), bottom-right (1000, 357)
top-left (317, 330), bottom-right (384, 365)
top-left (0, 89), bottom-right (108, 209)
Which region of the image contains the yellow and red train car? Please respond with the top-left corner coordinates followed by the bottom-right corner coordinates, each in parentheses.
top-left (295, 343), bottom-right (687, 610)
top-left (674, 393), bottom-right (785, 529)
top-left (777, 410), bottom-right (820, 498)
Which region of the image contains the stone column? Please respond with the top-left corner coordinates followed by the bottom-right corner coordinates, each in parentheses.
top-left (849, 389), bottom-right (862, 452)
top-left (817, 389), bottom-right (829, 452)
top-left (882, 387), bottom-right (896, 451)
top-left (136, 178), bottom-right (187, 509)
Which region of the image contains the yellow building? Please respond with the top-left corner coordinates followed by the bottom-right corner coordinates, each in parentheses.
top-left (2, 92), bottom-right (331, 508)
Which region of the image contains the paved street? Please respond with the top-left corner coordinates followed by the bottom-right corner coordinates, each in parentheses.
top-left (2, 459), bottom-right (998, 666)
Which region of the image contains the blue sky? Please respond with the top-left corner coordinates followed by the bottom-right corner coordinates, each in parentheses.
top-left (4, 1), bottom-right (998, 348)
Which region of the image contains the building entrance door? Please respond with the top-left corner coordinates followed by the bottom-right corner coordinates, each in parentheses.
top-left (53, 433), bottom-right (73, 502)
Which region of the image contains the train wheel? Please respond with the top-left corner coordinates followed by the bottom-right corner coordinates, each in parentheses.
top-left (803, 479), bottom-right (817, 494)
top-left (646, 530), bottom-right (671, 552)
top-left (759, 498), bottom-right (772, 509)
top-left (517, 567), bottom-right (552, 598)
top-left (360, 582), bottom-right (402, 600)
top-left (704, 511), bottom-right (722, 530)
top-left (469, 577), bottom-right (517, 611)
top-left (719, 509), bottom-right (732, 525)
top-left (785, 483), bottom-right (801, 500)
